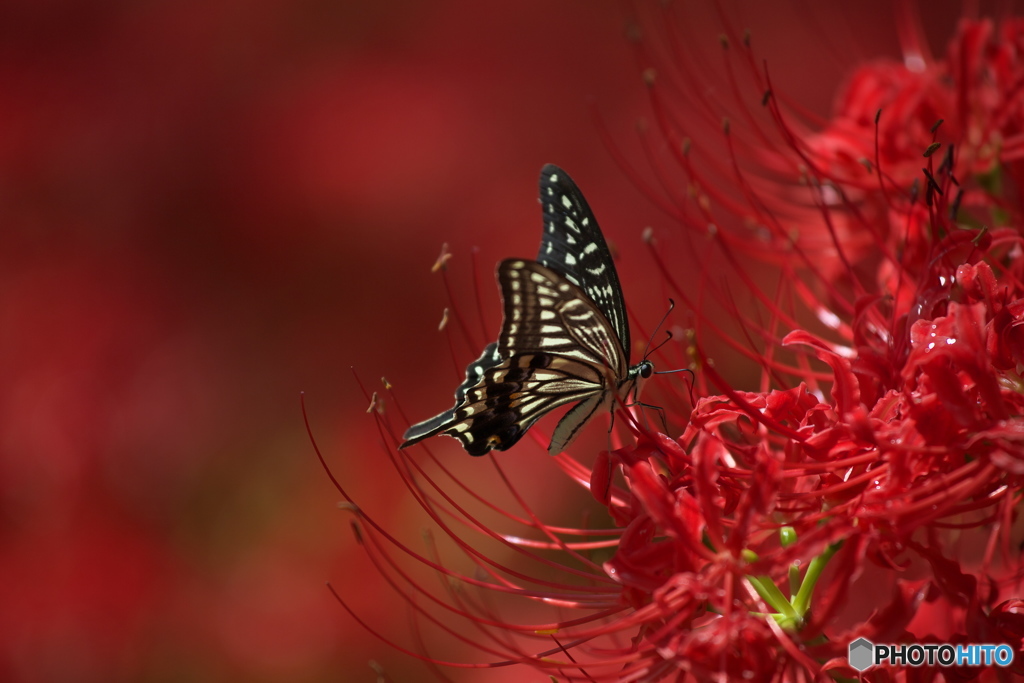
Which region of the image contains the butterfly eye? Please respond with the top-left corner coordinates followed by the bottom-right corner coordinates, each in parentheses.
top-left (640, 361), bottom-right (654, 379)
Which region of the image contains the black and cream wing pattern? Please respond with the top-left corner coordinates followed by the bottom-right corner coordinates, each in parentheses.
top-left (399, 165), bottom-right (653, 456)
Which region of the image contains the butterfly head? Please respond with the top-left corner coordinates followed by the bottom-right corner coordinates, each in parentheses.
top-left (626, 359), bottom-right (655, 398)
top-left (638, 359), bottom-right (654, 380)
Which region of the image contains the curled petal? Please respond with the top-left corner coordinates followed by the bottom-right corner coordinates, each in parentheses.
top-left (784, 330), bottom-right (861, 417)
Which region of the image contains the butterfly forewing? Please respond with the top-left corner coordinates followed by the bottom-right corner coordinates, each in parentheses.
top-left (500, 260), bottom-right (625, 377)
top-left (537, 164), bottom-right (630, 357)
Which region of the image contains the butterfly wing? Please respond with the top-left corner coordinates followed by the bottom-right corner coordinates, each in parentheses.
top-left (537, 164), bottom-right (630, 358)
top-left (400, 259), bottom-right (627, 456)
top-left (398, 341), bottom-right (504, 451)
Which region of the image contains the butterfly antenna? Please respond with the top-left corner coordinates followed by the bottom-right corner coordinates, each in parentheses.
top-left (641, 300), bottom-right (694, 392)
top-left (643, 298), bottom-right (692, 378)
top-left (641, 298), bottom-right (676, 359)
top-left (640, 299), bottom-right (694, 393)
top-left (648, 330), bottom-right (674, 357)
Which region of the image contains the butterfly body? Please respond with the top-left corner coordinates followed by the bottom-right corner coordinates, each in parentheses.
top-left (400, 165), bottom-right (652, 456)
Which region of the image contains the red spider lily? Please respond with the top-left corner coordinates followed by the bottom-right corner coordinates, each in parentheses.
top-left (331, 6), bottom-right (1024, 682)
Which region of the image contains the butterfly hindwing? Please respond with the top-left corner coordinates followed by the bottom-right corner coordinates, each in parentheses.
top-left (400, 260), bottom-right (627, 455)
top-left (537, 164), bottom-right (630, 357)
top-left (399, 342), bottom-right (503, 450)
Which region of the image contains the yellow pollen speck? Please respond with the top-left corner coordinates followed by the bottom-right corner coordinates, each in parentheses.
top-left (431, 243), bottom-right (452, 272)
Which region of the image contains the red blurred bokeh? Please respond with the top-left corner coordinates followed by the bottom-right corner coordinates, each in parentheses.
top-left (0, 1), bottom-right (976, 681)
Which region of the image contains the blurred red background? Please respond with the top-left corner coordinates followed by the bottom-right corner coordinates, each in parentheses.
top-left (0, 1), bottom-right (969, 681)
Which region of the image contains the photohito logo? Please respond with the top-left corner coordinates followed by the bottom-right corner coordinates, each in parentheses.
top-left (847, 637), bottom-right (1014, 672)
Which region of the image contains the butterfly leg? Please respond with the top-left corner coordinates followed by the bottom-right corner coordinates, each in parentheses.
top-left (623, 400), bottom-right (669, 435)
top-left (604, 406), bottom-right (629, 452)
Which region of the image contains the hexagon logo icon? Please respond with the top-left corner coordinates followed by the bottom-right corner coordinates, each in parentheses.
top-left (848, 638), bottom-right (874, 672)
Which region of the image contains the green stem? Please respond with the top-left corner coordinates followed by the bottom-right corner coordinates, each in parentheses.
top-left (792, 541), bottom-right (842, 616)
top-left (747, 575), bottom-right (799, 620)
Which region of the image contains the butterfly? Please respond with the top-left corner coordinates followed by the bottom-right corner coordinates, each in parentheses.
top-left (399, 164), bottom-right (655, 456)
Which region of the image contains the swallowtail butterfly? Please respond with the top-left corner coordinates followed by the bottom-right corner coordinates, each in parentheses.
top-left (399, 164), bottom-right (654, 456)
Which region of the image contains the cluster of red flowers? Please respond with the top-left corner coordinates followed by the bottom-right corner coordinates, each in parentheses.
top-left (332, 9), bottom-right (1024, 682)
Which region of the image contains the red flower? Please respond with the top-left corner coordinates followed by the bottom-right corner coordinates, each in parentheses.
top-left (336, 5), bottom-right (1024, 681)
